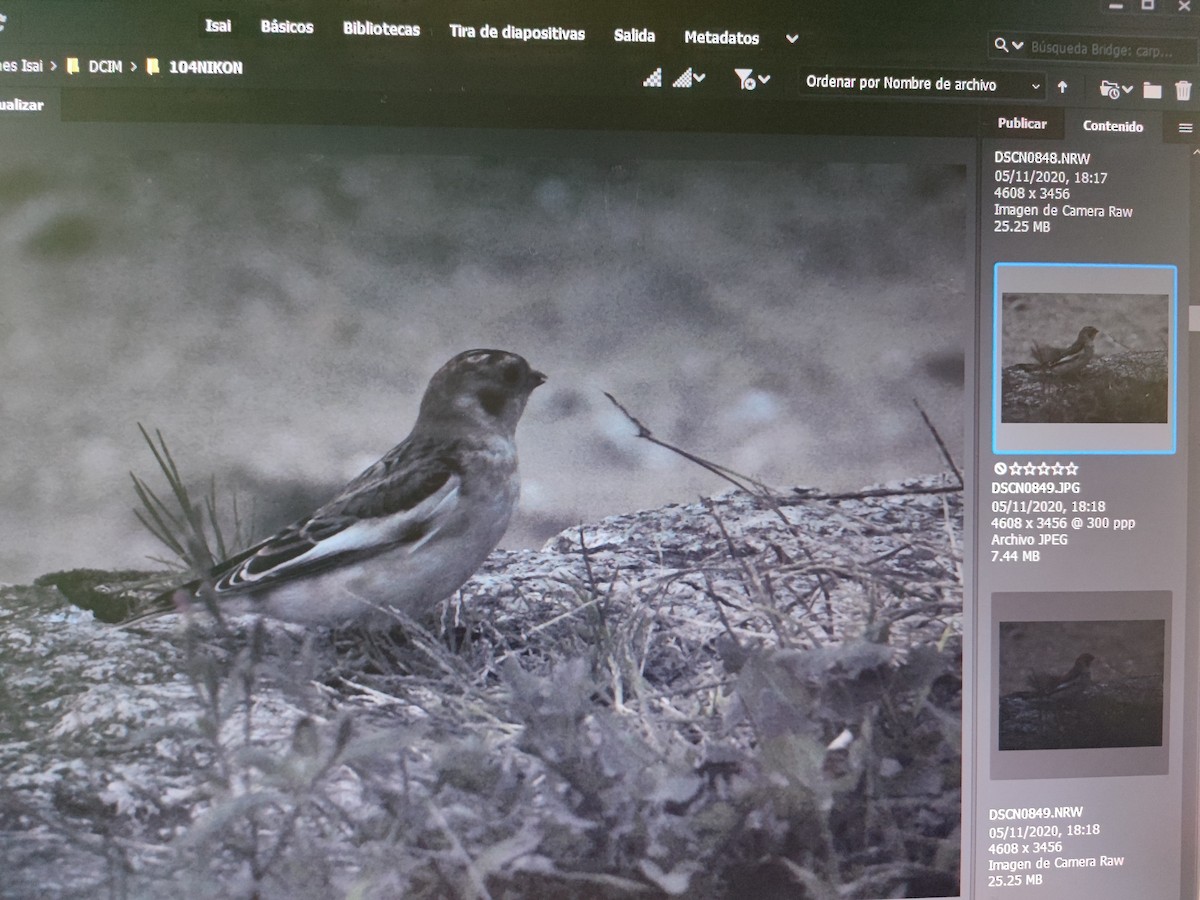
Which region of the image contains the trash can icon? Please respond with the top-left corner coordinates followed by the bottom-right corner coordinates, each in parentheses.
top-left (1176, 80), bottom-right (1193, 101)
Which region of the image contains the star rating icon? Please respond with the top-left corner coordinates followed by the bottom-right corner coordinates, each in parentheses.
top-left (1001, 460), bottom-right (1078, 477)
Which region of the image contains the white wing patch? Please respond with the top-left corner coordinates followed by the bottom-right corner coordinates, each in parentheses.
top-left (220, 473), bottom-right (462, 591)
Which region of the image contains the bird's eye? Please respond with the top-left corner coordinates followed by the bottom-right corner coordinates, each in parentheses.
top-left (478, 388), bottom-right (506, 416)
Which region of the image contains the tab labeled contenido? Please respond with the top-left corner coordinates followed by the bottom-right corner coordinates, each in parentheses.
top-left (1081, 117), bottom-right (1147, 132)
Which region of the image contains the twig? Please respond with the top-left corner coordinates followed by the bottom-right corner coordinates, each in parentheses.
top-left (702, 573), bottom-right (743, 650)
top-left (604, 391), bottom-right (838, 620)
top-left (801, 482), bottom-right (960, 502)
top-left (603, 392), bottom-right (766, 496)
top-left (427, 800), bottom-right (494, 900)
top-left (911, 399), bottom-right (963, 487)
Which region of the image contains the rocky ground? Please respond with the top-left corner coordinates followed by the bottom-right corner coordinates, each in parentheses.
top-left (1000, 349), bottom-right (1168, 424)
top-left (0, 478), bottom-right (962, 900)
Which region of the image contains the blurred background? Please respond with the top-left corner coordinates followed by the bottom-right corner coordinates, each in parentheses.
top-left (0, 151), bottom-right (967, 582)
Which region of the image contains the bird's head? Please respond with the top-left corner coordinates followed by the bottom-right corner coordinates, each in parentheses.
top-left (1079, 326), bottom-right (1099, 343)
top-left (419, 349), bottom-right (546, 434)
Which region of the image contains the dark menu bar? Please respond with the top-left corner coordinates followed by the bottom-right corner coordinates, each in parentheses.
top-left (0, 1), bottom-right (1194, 129)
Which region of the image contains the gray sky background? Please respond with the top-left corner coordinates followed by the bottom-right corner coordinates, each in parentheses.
top-left (0, 151), bottom-right (967, 582)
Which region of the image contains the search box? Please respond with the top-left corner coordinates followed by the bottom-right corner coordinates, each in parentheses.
top-left (988, 31), bottom-right (1197, 64)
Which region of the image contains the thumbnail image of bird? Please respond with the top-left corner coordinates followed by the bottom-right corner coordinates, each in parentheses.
top-left (144, 349), bottom-right (544, 627)
top-left (1027, 652), bottom-right (1095, 702)
top-left (1029, 326), bottom-right (1099, 376)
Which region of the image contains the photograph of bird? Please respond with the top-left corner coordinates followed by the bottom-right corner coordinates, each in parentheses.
top-left (1027, 652), bottom-right (1095, 702)
top-left (152, 349), bottom-right (544, 626)
top-left (1030, 326), bottom-right (1099, 376)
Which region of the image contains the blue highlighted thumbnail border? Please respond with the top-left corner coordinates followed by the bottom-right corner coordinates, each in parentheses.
top-left (992, 261), bottom-right (1178, 456)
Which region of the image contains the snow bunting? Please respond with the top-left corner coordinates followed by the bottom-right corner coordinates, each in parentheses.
top-left (1028, 652), bottom-right (1094, 701)
top-left (166, 349), bottom-right (544, 626)
top-left (1030, 326), bottom-right (1099, 376)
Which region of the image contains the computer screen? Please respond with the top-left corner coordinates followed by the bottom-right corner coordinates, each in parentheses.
top-left (0, 2), bottom-right (1195, 898)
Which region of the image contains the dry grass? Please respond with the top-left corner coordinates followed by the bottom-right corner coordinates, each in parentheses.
top-left (73, 412), bottom-right (965, 899)
top-left (1001, 349), bottom-right (1168, 424)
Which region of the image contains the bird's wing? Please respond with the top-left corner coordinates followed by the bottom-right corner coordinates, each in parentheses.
top-left (212, 440), bottom-right (463, 594)
top-left (1047, 342), bottom-right (1093, 372)
top-left (1030, 342), bottom-right (1063, 367)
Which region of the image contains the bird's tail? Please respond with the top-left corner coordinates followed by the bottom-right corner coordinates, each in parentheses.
top-left (110, 580), bottom-right (208, 630)
top-left (1029, 342), bottom-right (1059, 368)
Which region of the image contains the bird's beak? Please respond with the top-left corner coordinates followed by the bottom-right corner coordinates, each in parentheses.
top-left (530, 370), bottom-right (547, 388)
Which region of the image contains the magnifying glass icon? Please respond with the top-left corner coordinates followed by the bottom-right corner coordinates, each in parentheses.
top-left (994, 36), bottom-right (1009, 53)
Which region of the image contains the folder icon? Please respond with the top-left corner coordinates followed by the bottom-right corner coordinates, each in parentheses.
top-left (146, 57), bottom-right (159, 75)
top-left (1143, 81), bottom-right (1163, 99)
top-left (66, 57), bottom-right (79, 74)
